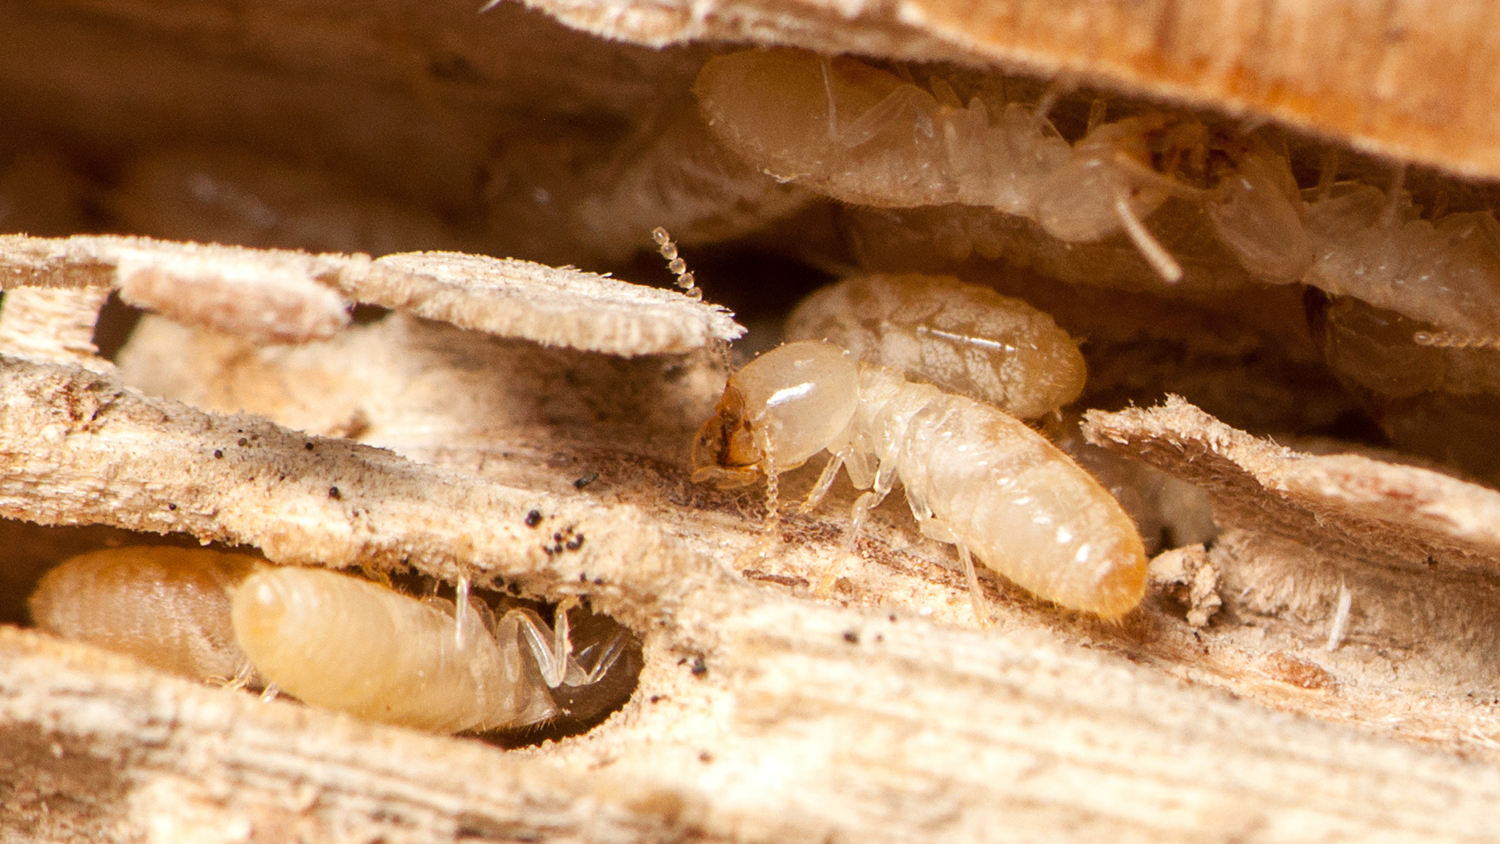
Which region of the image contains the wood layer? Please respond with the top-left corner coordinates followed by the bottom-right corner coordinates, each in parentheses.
top-left (521, 0), bottom-right (1500, 182)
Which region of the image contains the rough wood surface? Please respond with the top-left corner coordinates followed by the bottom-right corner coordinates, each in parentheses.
top-left (0, 234), bottom-right (740, 354)
top-left (519, 0), bottom-right (1500, 182)
top-left (8, 356), bottom-right (1500, 841)
top-left (1084, 396), bottom-right (1500, 575)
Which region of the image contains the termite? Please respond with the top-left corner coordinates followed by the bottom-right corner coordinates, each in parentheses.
top-left (694, 48), bottom-right (1070, 214)
top-left (690, 340), bottom-right (1147, 619)
top-left (1312, 294), bottom-right (1500, 401)
top-left (1301, 179), bottom-right (1500, 341)
top-left (29, 547), bottom-right (631, 734)
top-left (695, 48), bottom-right (1308, 288)
top-left (698, 46), bottom-right (1500, 339)
top-left (1308, 292), bottom-right (1500, 483)
top-left (783, 273), bottom-right (1086, 419)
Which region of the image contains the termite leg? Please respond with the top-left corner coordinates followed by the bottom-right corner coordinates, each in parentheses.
top-left (847, 459), bottom-right (899, 549)
top-left (1086, 98), bottom-right (1107, 133)
top-left (522, 597), bottom-right (578, 688)
top-left (797, 450), bottom-right (848, 514)
top-left (907, 490), bottom-right (993, 627)
top-left (1031, 73), bottom-right (1076, 126)
top-left (224, 660), bottom-right (257, 692)
top-left (511, 597), bottom-right (626, 688)
top-left (818, 55), bottom-right (840, 142)
top-left (1325, 582), bottom-right (1352, 652)
top-left (837, 85), bottom-right (933, 150)
top-left (1113, 190), bottom-right (1184, 283)
top-left (955, 543), bottom-right (992, 628)
top-left (1315, 147), bottom-right (1340, 200)
top-left (454, 571), bottom-right (471, 648)
top-left (928, 76), bottom-right (963, 110)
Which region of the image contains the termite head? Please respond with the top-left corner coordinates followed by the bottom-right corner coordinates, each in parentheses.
top-left (692, 341), bottom-right (860, 488)
top-left (691, 384), bottom-right (764, 487)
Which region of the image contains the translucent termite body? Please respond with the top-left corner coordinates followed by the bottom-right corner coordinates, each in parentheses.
top-left (694, 48), bottom-right (1070, 214)
top-left (1315, 295), bottom-right (1500, 401)
top-left (232, 567), bottom-right (556, 733)
top-left (29, 548), bottom-right (628, 734)
top-left (1302, 182), bottom-right (1500, 340)
top-left (695, 48), bottom-right (1309, 286)
top-left (29, 546), bottom-right (260, 683)
top-left (1309, 292), bottom-right (1500, 483)
top-left (692, 340), bottom-right (1147, 618)
top-left (704, 46), bottom-right (1500, 342)
top-left (783, 273), bottom-right (1086, 418)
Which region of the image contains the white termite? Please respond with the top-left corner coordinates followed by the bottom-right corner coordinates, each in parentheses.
top-left (782, 273), bottom-right (1086, 419)
top-left (697, 46), bottom-right (1500, 336)
top-left (700, 47), bottom-right (1500, 337)
top-left (1301, 179), bottom-right (1500, 340)
top-left (695, 48), bottom-right (1070, 214)
top-left (1310, 293), bottom-right (1500, 483)
top-left (29, 547), bottom-right (628, 734)
top-left (691, 340), bottom-right (1147, 619)
top-left (1314, 295), bottom-right (1500, 400)
top-left (695, 48), bottom-right (1310, 287)
top-left (708, 47), bottom-right (1500, 343)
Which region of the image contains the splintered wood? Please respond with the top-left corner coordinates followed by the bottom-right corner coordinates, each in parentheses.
top-left (0, 234), bottom-right (741, 354)
top-left (363, 251), bottom-right (742, 355)
top-left (1083, 396), bottom-right (1500, 574)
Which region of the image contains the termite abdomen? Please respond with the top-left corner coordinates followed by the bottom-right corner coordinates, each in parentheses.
top-left (231, 566), bottom-right (554, 734)
top-left (28, 546), bottom-right (260, 682)
top-left (784, 273), bottom-right (1086, 418)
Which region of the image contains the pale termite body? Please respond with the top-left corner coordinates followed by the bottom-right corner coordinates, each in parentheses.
top-left (692, 340), bottom-right (1147, 619)
top-left (29, 547), bottom-right (629, 734)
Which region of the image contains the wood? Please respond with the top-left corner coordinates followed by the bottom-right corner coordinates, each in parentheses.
top-left (520, 0), bottom-right (1500, 182)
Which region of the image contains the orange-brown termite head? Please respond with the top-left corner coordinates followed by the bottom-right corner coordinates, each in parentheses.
top-left (692, 341), bottom-right (862, 488)
top-left (691, 382), bottom-right (764, 487)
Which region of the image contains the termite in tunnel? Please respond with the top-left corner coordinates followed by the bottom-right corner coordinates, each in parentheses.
top-left (28, 546), bottom-right (634, 734)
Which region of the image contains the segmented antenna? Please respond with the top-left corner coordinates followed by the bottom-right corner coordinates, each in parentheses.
top-left (652, 227), bottom-right (702, 301)
top-left (1413, 331), bottom-right (1500, 349)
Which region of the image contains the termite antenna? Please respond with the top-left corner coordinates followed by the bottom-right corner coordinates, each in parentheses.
top-left (1113, 191), bottom-right (1184, 283)
top-left (1413, 331), bottom-right (1500, 349)
top-left (477, 0), bottom-right (502, 11)
top-left (652, 226), bottom-right (702, 301)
